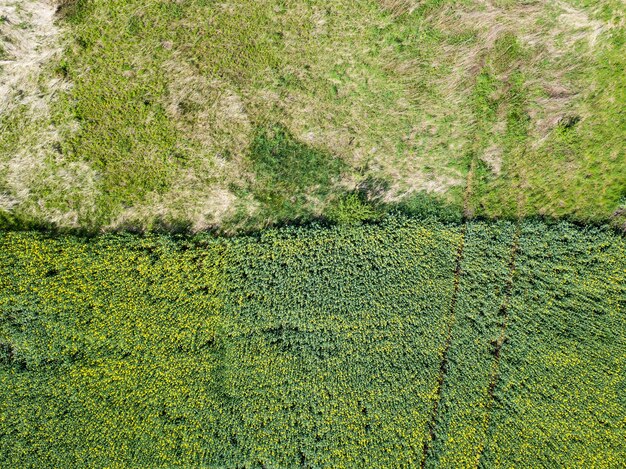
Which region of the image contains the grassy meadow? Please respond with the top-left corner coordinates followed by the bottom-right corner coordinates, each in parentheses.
top-left (0, 0), bottom-right (624, 232)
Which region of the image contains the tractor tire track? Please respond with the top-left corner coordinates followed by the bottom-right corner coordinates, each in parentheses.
top-left (420, 144), bottom-right (476, 468)
top-left (476, 220), bottom-right (521, 466)
top-left (420, 221), bottom-right (467, 468)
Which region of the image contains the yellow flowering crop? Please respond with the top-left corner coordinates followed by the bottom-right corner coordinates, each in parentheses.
top-left (0, 218), bottom-right (624, 467)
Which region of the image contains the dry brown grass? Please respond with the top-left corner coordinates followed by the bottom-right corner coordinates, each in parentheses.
top-left (107, 183), bottom-right (238, 233)
top-left (164, 60), bottom-right (253, 159)
top-left (0, 0), bottom-right (98, 229)
top-left (481, 144), bottom-right (503, 176)
top-left (378, 0), bottom-right (419, 17)
top-left (418, 0), bottom-right (609, 146)
top-left (0, 0), bottom-right (64, 114)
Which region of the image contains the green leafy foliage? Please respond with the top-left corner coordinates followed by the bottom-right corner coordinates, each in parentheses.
top-left (221, 219), bottom-right (461, 466)
top-left (426, 221), bottom-right (517, 466)
top-left (325, 193), bottom-right (382, 225)
top-left (0, 233), bottom-right (228, 466)
top-left (481, 223), bottom-right (626, 467)
top-left (0, 218), bottom-right (624, 466)
top-left (395, 191), bottom-right (464, 223)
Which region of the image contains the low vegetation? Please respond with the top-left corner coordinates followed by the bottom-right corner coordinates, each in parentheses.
top-left (1, 217), bottom-right (624, 466)
top-left (0, 0), bottom-right (624, 232)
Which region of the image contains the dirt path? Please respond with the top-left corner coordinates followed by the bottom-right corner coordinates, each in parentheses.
top-left (0, 0), bottom-right (62, 115)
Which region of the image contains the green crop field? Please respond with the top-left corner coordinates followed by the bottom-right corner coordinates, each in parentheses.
top-left (1, 218), bottom-right (624, 467)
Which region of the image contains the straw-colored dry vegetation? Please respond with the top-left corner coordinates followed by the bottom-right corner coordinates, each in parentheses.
top-left (0, 0), bottom-right (624, 232)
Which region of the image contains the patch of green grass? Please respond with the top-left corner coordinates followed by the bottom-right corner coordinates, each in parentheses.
top-left (471, 1), bottom-right (626, 225)
top-left (325, 192), bottom-right (382, 225)
top-left (522, 36), bottom-right (626, 225)
top-left (471, 69), bottom-right (532, 219)
top-left (247, 125), bottom-right (347, 226)
top-left (54, 0), bottom-right (97, 23)
top-left (395, 191), bottom-right (464, 223)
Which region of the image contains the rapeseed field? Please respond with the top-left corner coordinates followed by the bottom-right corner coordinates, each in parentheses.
top-left (1, 217), bottom-right (624, 467)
